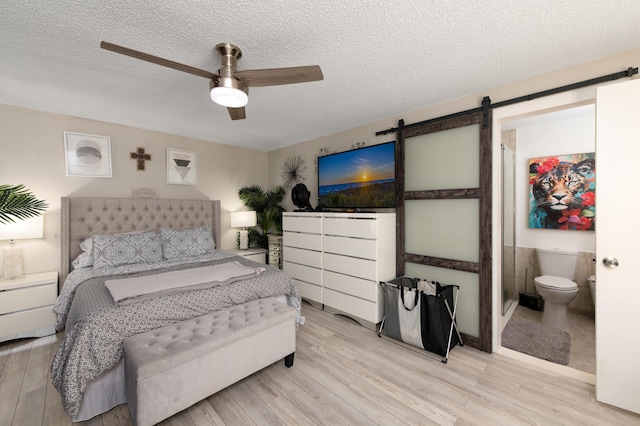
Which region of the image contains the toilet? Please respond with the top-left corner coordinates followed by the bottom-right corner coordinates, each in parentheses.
top-left (534, 249), bottom-right (579, 329)
top-left (589, 274), bottom-right (596, 308)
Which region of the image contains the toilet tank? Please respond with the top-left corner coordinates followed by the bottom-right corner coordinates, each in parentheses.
top-left (535, 249), bottom-right (578, 280)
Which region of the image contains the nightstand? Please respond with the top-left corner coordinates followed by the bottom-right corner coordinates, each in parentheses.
top-left (230, 248), bottom-right (267, 264)
top-left (268, 234), bottom-right (283, 269)
top-left (0, 271), bottom-right (58, 343)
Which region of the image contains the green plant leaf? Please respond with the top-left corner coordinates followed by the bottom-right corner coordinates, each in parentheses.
top-left (0, 184), bottom-right (48, 224)
top-left (238, 184), bottom-right (285, 249)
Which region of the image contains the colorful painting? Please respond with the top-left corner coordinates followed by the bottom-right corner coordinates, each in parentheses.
top-left (529, 152), bottom-right (595, 231)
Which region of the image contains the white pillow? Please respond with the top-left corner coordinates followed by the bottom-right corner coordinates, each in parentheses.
top-left (161, 227), bottom-right (215, 259)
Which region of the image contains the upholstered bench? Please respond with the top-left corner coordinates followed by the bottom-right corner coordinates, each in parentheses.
top-left (123, 298), bottom-right (296, 426)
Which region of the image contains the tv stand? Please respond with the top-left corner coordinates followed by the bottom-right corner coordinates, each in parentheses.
top-left (282, 212), bottom-right (396, 328)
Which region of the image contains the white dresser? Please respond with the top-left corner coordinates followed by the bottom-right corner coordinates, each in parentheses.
top-left (283, 212), bottom-right (395, 327)
top-left (282, 212), bottom-right (323, 305)
top-left (0, 271), bottom-right (58, 343)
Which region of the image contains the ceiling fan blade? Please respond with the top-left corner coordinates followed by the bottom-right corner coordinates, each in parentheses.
top-left (235, 65), bottom-right (323, 87)
top-left (227, 107), bottom-right (246, 120)
top-left (100, 41), bottom-right (218, 80)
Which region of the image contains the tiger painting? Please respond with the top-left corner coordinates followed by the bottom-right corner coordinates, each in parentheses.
top-left (529, 154), bottom-right (595, 231)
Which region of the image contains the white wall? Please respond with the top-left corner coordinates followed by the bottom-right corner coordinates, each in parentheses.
top-left (269, 47), bottom-right (640, 212)
top-left (514, 107), bottom-right (596, 253)
top-left (0, 104), bottom-right (268, 276)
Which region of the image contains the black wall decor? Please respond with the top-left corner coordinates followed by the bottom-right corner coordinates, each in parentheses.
top-left (291, 183), bottom-right (313, 211)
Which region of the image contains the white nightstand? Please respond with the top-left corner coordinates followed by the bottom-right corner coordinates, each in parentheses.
top-left (230, 248), bottom-right (267, 264)
top-left (0, 271), bottom-right (58, 343)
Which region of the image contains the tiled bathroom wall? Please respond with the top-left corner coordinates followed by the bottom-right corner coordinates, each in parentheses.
top-left (515, 247), bottom-right (595, 317)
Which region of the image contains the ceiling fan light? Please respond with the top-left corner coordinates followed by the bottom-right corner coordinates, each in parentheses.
top-left (209, 79), bottom-right (248, 108)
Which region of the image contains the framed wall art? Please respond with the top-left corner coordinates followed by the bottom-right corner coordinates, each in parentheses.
top-left (64, 132), bottom-right (112, 178)
top-left (529, 152), bottom-right (595, 231)
top-left (167, 148), bottom-right (197, 185)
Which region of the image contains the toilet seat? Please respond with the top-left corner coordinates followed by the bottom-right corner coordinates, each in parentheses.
top-left (534, 275), bottom-right (578, 291)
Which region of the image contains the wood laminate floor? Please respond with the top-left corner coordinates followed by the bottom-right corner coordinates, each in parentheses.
top-left (1, 302), bottom-right (639, 425)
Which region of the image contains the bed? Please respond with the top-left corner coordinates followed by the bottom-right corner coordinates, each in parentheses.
top-left (51, 197), bottom-right (300, 422)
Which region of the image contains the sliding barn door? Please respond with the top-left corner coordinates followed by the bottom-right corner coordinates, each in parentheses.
top-left (397, 111), bottom-right (492, 351)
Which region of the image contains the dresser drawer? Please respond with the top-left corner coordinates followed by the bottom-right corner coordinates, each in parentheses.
top-left (323, 270), bottom-right (377, 301)
top-left (323, 288), bottom-right (382, 324)
top-left (283, 231), bottom-right (322, 251)
top-left (268, 235), bottom-right (283, 247)
top-left (283, 215), bottom-right (322, 233)
top-left (293, 279), bottom-right (322, 304)
top-left (283, 261), bottom-right (322, 286)
top-left (323, 235), bottom-right (377, 260)
top-left (0, 283), bottom-right (57, 314)
top-left (323, 217), bottom-right (377, 239)
top-left (283, 246), bottom-right (322, 268)
top-left (0, 306), bottom-right (56, 336)
top-left (323, 253), bottom-right (377, 281)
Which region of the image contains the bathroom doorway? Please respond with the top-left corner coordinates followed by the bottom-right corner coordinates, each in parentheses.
top-left (492, 78), bottom-right (640, 414)
top-left (492, 88), bottom-right (597, 380)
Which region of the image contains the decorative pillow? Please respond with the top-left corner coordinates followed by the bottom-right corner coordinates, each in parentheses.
top-left (92, 230), bottom-right (162, 268)
top-left (72, 231), bottom-right (149, 269)
top-left (161, 227), bottom-right (215, 259)
top-left (70, 236), bottom-right (95, 269)
top-left (79, 236), bottom-right (93, 252)
top-left (71, 251), bottom-right (93, 269)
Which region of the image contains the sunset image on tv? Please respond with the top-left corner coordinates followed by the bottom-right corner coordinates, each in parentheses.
top-left (318, 142), bottom-right (395, 209)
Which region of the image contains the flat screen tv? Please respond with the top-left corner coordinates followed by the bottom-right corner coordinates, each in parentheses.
top-left (318, 141), bottom-right (396, 210)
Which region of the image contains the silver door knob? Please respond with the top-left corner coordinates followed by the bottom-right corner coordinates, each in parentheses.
top-left (603, 257), bottom-right (619, 268)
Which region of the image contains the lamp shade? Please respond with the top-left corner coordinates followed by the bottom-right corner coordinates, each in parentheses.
top-left (230, 210), bottom-right (256, 228)
top-left (209, 78), bottom-right (248, 108)
top-left (0, 215), bottom-right (44, 241)
top-left (210, 87), bottom-right (248, 108)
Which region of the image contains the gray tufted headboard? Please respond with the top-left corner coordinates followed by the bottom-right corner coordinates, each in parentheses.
top-left (60, 197), bottom-right (221, 284)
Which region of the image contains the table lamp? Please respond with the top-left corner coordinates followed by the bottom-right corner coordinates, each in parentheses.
top-left (230, 210), bottom-right (256, 250)
top-left (0, 215), bottom-right (44, 279)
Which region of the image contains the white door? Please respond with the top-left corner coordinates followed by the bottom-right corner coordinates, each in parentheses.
top-left (595, 77), bottom-right (640, 414)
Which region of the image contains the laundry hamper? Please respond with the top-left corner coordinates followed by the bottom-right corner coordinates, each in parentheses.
top-left (378, 276), bottom-right (462, 362)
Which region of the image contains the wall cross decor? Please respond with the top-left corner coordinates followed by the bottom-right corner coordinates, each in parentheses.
top-left (130, 147), bottom-right (151, 171)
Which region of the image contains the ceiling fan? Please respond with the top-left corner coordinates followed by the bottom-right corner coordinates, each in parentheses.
top-left (100, 41), bottom-right (323, 120)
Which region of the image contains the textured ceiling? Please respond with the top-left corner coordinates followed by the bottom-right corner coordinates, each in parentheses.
top-left (1, 1), bottom-right (639, 152)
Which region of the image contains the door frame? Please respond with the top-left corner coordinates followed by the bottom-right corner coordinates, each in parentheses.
top-left (490, 86), bottom-right (597, 382)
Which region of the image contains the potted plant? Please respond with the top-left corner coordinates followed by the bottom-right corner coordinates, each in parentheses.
top-left (0, 184), bottom-right (48, 224)
top-left (237, 185), bottom-right (285, 250)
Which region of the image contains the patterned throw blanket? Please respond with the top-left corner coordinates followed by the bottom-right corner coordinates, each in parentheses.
top-left (50, 256), bottom-right (299, 417)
